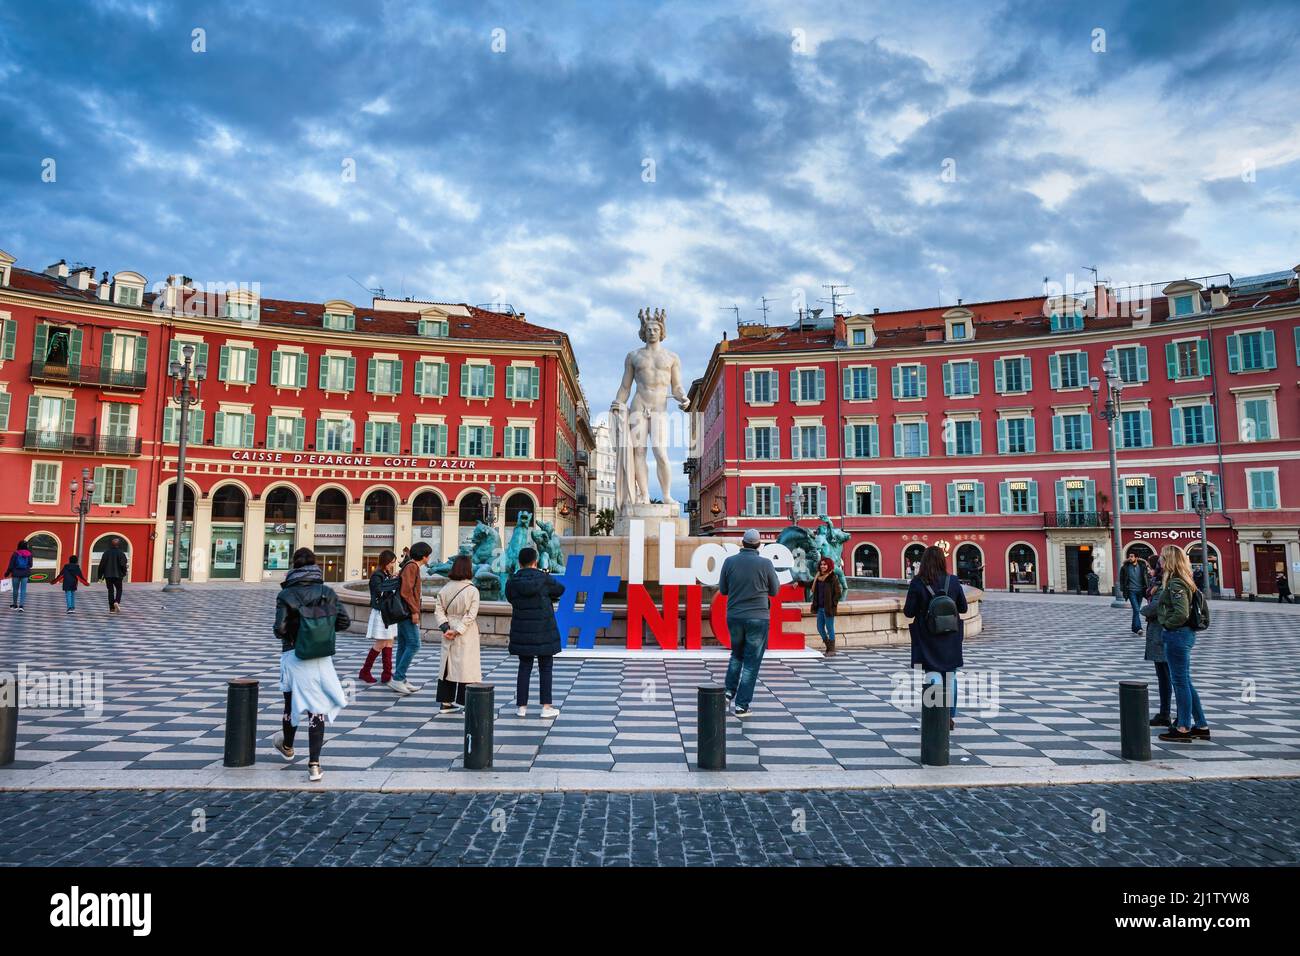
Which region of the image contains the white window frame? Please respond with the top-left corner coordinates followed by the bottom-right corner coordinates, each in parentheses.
top-left (29, 460), bottom-right (61, 505)
top-left (1246, 468), bottom-right (1280, 510)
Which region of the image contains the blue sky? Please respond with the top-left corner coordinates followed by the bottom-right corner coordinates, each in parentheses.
top-left (2, 0), bottom-right (1299, 499)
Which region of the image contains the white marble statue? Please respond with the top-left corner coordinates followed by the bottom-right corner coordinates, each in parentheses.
top-left (610, 307), bottom-right (690, 510)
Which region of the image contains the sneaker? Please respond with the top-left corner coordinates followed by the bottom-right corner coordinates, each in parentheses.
top-left (1191, 727), bottom-right (1211, 740)
top-left (1158, 728), bottom-right (1195, 743)
top-left (733, 707), bottom-right (753, 719)
top-left (540, 705), bottom-right (560, 719)
top-left (388, 680), bottom-right (411, 694)
top-left (439, 703), bottom-right (464, 715)
top-left (725, 691), bottom-right (735, 703)
top-left (404, 683), bottom-right (422, 694)
top-left (16, 606), bottom-right (23, 613)
top-left (1149, 714), bottom-right (1173, 727)
top-left (308, 763), bottom-right (323, 782)
top-left (516, 706), bottom-right (528, 718)
top-left (271, 731), bottom-right (295, 762)
top-left (66, 607), bottom-right (74, 614)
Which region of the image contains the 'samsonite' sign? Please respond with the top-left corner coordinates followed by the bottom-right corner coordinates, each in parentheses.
top-left (228, 451), bottom-right (477, 468)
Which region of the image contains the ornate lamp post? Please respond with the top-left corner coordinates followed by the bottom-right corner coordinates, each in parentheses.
top-left (483, 483), bottom-right (501, 525)
top-left (68, 466), bottom-right (95, 561)
top-left (785, 489), bottom-right (800, 525)
top-left (1191, 470), bottom-right (1212, 596)
top-left (1090, 355), bottom-right (1126, 608)
top-left (164, 343), bottom-right (205, 591)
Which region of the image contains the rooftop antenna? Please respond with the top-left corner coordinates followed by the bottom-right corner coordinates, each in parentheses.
top-left (720, 304), bottom-right (741, 328)
top-left (758, 296), bottom-right (773, 325)
top-left (348, 274), bottom-right (385, 300)
top-left (819, 283), bottom-right (854, 317)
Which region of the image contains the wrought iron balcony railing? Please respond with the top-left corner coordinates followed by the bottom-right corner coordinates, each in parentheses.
top-left (1043, 510), bottom-right (1111, 529)
top-left (23, 429), bottom-right (143, 456)
top-left (29, 360), bottom-right (149, 391)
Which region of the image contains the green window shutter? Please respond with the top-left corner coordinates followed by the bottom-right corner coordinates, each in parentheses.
top-left (315, 420), bottom-right (326, 450)
top-left (745, 486), bottom-right (755, 516)
top-left (219, 345), bottom-right (230, 381)
top-left (942, 363), bottom-right (953, 397)
top-left (841, 370), bottom-right (850, 401)
top-left (68, 328), bottom-right (83, 367)
top-left (972, 420), bottom-right (982, 454)
top-left (999, 481), bottom-right (1010, 514)
top-left (975, 483), bottom-right (985, 514)
top-left (270, 350), bottom-right (281, 385)
top-left (345, 357), bottom-right (356, 391)
top-left (61, 398), bottom-right (76, 434)
top-left (1025, 417), bottom-right (1035, 453)
top-left (367, 358), bottom-right (377, 393)
top-left (893, 422), bottom-right (903, 457)
top-left (134, 334), bottom-right (148, 373)
top-left (1204, 405), bottom-right (1216, 442)
top-left (438, 363), bottom-right (449, 396)
top-left (214, 411), bottom-right (226, 447)
top-left (790, 425), bottom-right (801, 460)
top-left (1170, 407), bottom-right (1184, 445)
top-left (1027, 481), bottom-right (1038, 513)
top-left (437, 424), bottom-right (447, 457)
top-left (947, 483), bottom-right (958, 514)
top-left (460, 364), bottom-right (470, 397)
top-left (1140, 409), bottom-right (1152, 447)
top-left (1145, 477), bottom-right (1157, 511)
top-left (297, 354), bottom-right (308, 387)
top-left (894, 484), bottom-right (904, 515)
top-left (101, 331), bottom-right (116, 371)
top-left (1052, 415), bottom-right (1064, 451)
top-left (745, 428), bottom-right (754, 459)
top-left (503, 425), bottom-right (515, 457)
top-left (531, 368), bottom-right (540, 399)
top-left (189, 409), bottom-right (204, 444)
top-left (319, 354), bottom-right (329, 387)
top-left (815, 369), bottom-right (825, 400)
top-left (997, 418), bottom-right (1007, 453)
top-left (944, 418), bottom-right (955, 455)
top-left (845, 485), bottom-right (856, 516)
top-left (1, 318), bottom-right (15, 360)
top-left (1136, 345), bottom-right (1148, 382)
top-left (414, 362), bottom-right (425, 395)
top-left (994, 358), bottom-right (1004, 393)
top-left (1226, 334), bottom-right (1241, 372)
top-left (244, 413), bottom-right (256, 448)
top-left (0, 392), bottom-right (9, 431)
top-left (124, 469), bottom-right (137, 506)
top-left (484, 425), bottom-right (494, 455)
top-left (890, 365), bottom-right (901, 399)
top-left (1054, 480), bottom-right (1066, 513)
top-left (790, 369), bottom-right (799, 401)
top-left (506, 366), bottom-right (516, 399)
top-left (484, 366), bottom-right (495, 398)
top-left (266, 415), bottom-right (277, 447)
top-left (1165, 342), bottom-right (1178, 379)
top-left (1048, 354), bottom-right (1060, 389)
top-left (163, 407), bottom-right (176, 442)
top-left (969, 361), bottom-right (980, 394)
top-left (1261, 330), bottom-right (1277, 370)
top-left (93, 466), bottom-right (106, 505)
top-left (1295, 326), bottom-right (1300, 364)
top-left (458, 424), bottom-right (468, 455)
top-left (869, 424), bottom-right (878, 458)
top-left (32, 324), bottom-right (49, 362)
top-left (411, 422), bottom-right (423, 453)
top-left (1081, 415), bottom-right (1092, 450)
top-left (1021, 359), bottom-right (1032, 391)
top-left (920, 484), bottom-right (931, 515)
top-left (168, 340), bottom-right (180, 366)
top-left (1084, 480), bottom-right (1097, 513)
top-left (247, 348), bottom-right (259, 384)
top-left (195, 342), bottom-right (209, 371)
top-left (745, 371), bottom-right (754, 403)
top-left (364, 421), bottom-right (374, 453)
top-left (917, 365), bottom-right (927, 397)
top-left (918, 422), bottom-right (929, 456)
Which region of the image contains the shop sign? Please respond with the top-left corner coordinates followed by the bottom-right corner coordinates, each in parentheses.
top-left (227, 451), bottom-right (477, 469)
top-left (1133, 529), bottom-right (1206, 541)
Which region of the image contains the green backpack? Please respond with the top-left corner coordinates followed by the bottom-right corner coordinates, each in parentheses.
top-left (294, 598), bottom-right (338, 660)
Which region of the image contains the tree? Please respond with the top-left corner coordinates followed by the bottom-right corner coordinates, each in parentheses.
top-left (592, 508), bottom-right (615, 536)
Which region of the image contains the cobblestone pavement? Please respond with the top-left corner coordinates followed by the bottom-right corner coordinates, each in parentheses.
top-left (1, 779), bottom-right (1296, 866)
top-left (1, 585), bottom-right (1297, 773)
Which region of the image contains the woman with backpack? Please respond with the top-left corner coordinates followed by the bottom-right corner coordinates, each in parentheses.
top-left (431, 555), bottom-right (483, 714)
top-left (271, 547), bottom-right (351, 782)
top-left (810, 557), bottom-right (842, 656)
top-left (1155, 544), bottom-right (1210, 743)
top-left (4, 539), bottom-right (34, 612)
top-left (903, 545), bottom-right (968, 729)
top-left (51, 555), bottom-right (90, 613)
top-left (359, 549), bottom-right (398, 685)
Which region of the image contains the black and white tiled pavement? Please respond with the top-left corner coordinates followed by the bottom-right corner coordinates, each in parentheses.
top-left (1, 584), bottom-right (1297, 774)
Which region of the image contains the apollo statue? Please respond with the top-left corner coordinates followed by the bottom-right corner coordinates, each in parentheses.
top-left (610, 307), bottom-right (690, 510)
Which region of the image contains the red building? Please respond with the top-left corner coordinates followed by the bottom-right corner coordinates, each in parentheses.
top-left (689, 267), bottom-right (1300, 598)
top-left (0, 249), bottom-right (591, 583)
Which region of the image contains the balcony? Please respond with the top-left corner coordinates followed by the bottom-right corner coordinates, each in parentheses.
top-left (1044, 510), bottom-right (1111, 529)
top-left (29, 360), bottom-right (149, 391)
top-left (23, 430), bottom-right (143, 456)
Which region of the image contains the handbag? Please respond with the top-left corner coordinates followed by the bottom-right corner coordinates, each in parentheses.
top-left (0, 578), bottom-right (11, 594)
top-left (378, 575), bottom-right (411, 626)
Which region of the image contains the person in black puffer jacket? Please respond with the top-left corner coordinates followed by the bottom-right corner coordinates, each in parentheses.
top-left (506, 547), bottom-right (565, 719)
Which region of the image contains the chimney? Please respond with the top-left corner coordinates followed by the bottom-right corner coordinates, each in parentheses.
top-left (872, 307), bottom-right (879, 315)
top-left (833, 313), bottom-right (847, 347)
top-left (67, 265), bottom-right (95, 291)
top-left (164, 273), bottom-right (192, 311)
top-left (1093, 283), bottom-right (1115, 319)
top-left (44, 259), bottom-right (69, 280)
top-left (97, 271), bottom-right (110, 301)
top-left (1209, 285), bottom-right (1230, 310)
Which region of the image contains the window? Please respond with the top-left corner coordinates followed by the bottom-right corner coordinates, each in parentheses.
top-left (791, 424), bottom-right (826, 459)
top-left (893, 420), bottom-right (928, 457)
top-left (317, 418), bottom-right (354, 453)
top-left (1054, 478), bottom-right (1097, 519)
top-left (845, 483), bottom-right (881, 516)
top-left (458, 423), bottom-right (493, 458)
top-left (115, 285), bottom-right (141, 307)
top-left (945, 419), bottom-right (981, 456)
top-left (851, 328), bottom-right (867, 346)
top-left (320, 355), bottom-right (355, 392)
top-left (1112, 345), bottom-right (1148, 384)
top-left (1122, 476), bottom-right (1158, 513)
top-left (995, 357), bottom-right (1030, 394)
top-left (30, 462), bottom-right (59, 504)
top-left (28, 394), bottom-right (72, 447)
top-left (895, 482), bottom-right (931, 516)
top-left (744, 425), bottom-right (779, 460)
top-left (1239, 396), bottom-right (1275, 442)
top-left (1050, 308), bottom-right (1084, 332)
top-left (948, 481), bottom-right (985, 515)
top-left (1227, 330), bottom-right (1277, 372)
top-left (162, 405), bottom-right (204, 444)
top-left (214, 410), bottom-right (255, 448)
top-left (948, 321), bottom-right (969, 341)
top-left (368, 358), bottom-right (402, 395)
top-left (503, 425), bottom-right (532, 458)
top-left (219, 345), bottom-right (258, 384)
top-left (364, 421), bottom-right (399, 454)
top-left (272, 351), bottom-right (305, 388)
top-left (1120, 409), bottom-right (1153, 448)
top-left (892, 364), bottom-right (926, 399)
top-left (414, 361), bottom-right (450, 397)
top-left (844, 423), bottom-right (878, 459)
top-left (1173, 294), bottom-right (1195, 317)
top-left (1049, 352), bottom-right (1087, 389)
top-left (943, 360), bottom-right (978, 397)
top-left (2, 318), bottom-right (16, 361)
top-left (1247, 470), bottom-right (1279, 510)
top-left (1053, 412), bottom-right (1092, 451)
top-left (999, 479), bottom-right (1038, 515)
top-left (745, 485), bottom-right (779, 517)
top-left (997, 416), bottom-right (1034, 454)
top-left (461, 363), bottom-right (494, 399)
top-left (505, 365), bottom-right (540, 400)
top-left (797, 485), bottom-right (824, 517)
top-left (268, 416), bottom-right (305, 451)
top-left (1166, 339), bottom-right (1208, 380)
top-left (1171, 404), bottom-right (1215, 446)
top-left (323, 312), bottom-right (354, 332)
top-left (418, 318), bottom-right (448, 338)
top-left (412, 422), bottom-right (448, 456)
top-left (94, 466), bottom-right (136, 506)
top-left (1174, 474), bottom-right (1221, 512)
top-left (0, 391), bottom-right (10, 431)
top-left (745, 370), bottom-right (775, 404)
top-left (790, 368), bottom-right (825, 402)
top-left (106, 333), bottom-right (142, 373)
top-left (103, 402), bottom-right (132, 437)
top-left (224, 300), bottom-right (257, 321)
top-left (843, 366), bottom-right (877, 401)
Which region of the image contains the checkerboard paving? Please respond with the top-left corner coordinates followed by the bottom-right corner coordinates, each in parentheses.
top-left (1, 584), bottom-right (1297, 774)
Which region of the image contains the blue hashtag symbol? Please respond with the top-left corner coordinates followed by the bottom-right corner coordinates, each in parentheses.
top-left (554, 554), bottom-right (619, 649)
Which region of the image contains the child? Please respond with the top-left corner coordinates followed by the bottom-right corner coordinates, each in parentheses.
top-left (51, 555), bottom-right (90, 612)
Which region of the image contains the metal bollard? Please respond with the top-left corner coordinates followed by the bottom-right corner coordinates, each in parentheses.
top-left (1119, 680), bottom-right (1152, 761)
top-left (920, 675), bottom-right (951, 766)
top-left (223, 678), bottom-right (259, 768)
top-left (0, 677), bottom-right (17, 767)
top-left (697, 685), bottom-right (726, 770)
top-left (464, 683), bottom-right (494, 770)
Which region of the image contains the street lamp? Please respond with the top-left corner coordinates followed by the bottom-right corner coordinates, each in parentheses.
top-left (164, 343), bottom-right (205, 591)
top-left (483, 483), bottom-right (501, 525)
top-left (68, 466), bottom-right (95, 561)
top-left (1090, 355), bottom-right (1126, 608)
top-left (785, 489), bottom-right (800, 525)
top-left (1191, 470), bottom-right (1212, 596)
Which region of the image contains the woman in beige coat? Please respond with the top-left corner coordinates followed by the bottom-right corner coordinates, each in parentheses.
top-left (431, 555), bottom-right (483, 714)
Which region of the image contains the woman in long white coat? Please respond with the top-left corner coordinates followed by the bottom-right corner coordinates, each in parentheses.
top-left (431, 555), bottom-right (483, 714)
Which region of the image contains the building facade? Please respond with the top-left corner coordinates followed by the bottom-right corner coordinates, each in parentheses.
top-left (0, 249), bottom-right (591, 583)
top-left (690, 268), bottom-right (1300, 597)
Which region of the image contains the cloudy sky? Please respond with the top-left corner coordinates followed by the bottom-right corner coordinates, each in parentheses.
top-left (2, 0), bottom-right (1298, 499)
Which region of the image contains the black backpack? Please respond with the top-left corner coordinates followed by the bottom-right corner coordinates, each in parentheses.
top-left (924, 575), bottom-right (961, 635)
top-left (377, 575), bottom-right (411, 626)
top-left (1186, 587), bottom-right (1211, 632)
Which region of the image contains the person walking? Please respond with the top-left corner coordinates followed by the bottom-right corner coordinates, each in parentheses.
top-left (1155, 545), bottom-right (1211, 743)
top-left (271, 547), bottom-right (351, 782)
top-left (432, 555), bottom-right (483, 714)
top-left (390, 541), bottom-right (432, 695)
top-left (903, 545), bottom-right (969, 730)
top-left (359, 549), bottom-right (398, 686)
top-left (1141, 576), bottom-right (1176, 729)
top-left (96, 537), bottom-right (129, 613)
top-left (810, 556), bottom-right (842, 656)
top-left (51, 555), bottom-right (90, 613)
top-left (4, 539), bottom-right (34, 612)
top-left (1277, 572), bottom-right (1293, 604)
top-left (1121, 552), bottom-right (1147, 634)
top-left (718, 528), bottom-right (781, 718)
top-left (506, 546), bottom-right (565, 719)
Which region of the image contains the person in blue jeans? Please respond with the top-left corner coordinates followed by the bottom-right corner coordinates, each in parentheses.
top-left (1154, 545), bottom-right (1210, 743)
top-left (5, 539), bottom-right (34, 611)
top-left (1120, 553), bottom-right (1147, 634)
top-left (389, 541), bottom-right (433, 695)
top-left (903, 545), bottom-right (969, 727)
top-left (810, 557), bottom-right (842, 656)
top-left (51, 556), bottom-right (90, 612)
top-left (718, 528), bottom-right (781, 718)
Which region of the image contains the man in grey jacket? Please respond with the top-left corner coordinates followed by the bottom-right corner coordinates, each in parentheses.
top-left (718, 528), bottom-right (781, 718)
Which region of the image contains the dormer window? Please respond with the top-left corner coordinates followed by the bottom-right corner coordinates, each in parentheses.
top-left (1173, 294), bottom-right (1195, 317)
top-left (844, 318), bottom-right (875, 349)
top-left (111, 271), bottom-right (146, 308)
top-left (942, 308), bottom-right (974, 342)
top-left (323, 312), bottom-right (355, 332)
top-left (851, 328), bottom-right (867, 346)
top-left (1161, 280), bottom-right (1203, 319)
top-left (0, 249), bottom-right (15, 287)
top-left (418, 318), bottom-right (449, 338)
top-left (1049, 308), bottom-right (1084, 333)
top-left (949, 322), bottom-right (968, 340)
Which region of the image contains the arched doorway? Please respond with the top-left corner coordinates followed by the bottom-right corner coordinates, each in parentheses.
top-left (90, 534), bottom-right (130, 581)
top-left (210, 485), bottom-right (246, 579)
top-left (412, 491), bottom-right (443, 560)
top-left (852, 543), bottom-right (880, 578)
top-left (504, 492), bottom-right (535, 527)
top-left (264, 488), bottom-right (298, 573)
top-left (458, 492), bottom-right (487, 548)
top-left (1125, 542), bottom-right (1155, 564)
top-left (1187, 542), bottom-right (1222, 598)
top-left (903, 543), bottom-right (926, 579)
top-left (25, 532), bottom-right (60, 583)
top-left (955, 543), bottom-right (984, 588)
top-left (164, 482), bottom-right (196, 579)
top-left (362, 490), bottom-right (396, 577)
top-left (1008, 543), bottom-right (1038, 589)
top-left (313, 488), bottom-right (348, 582)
